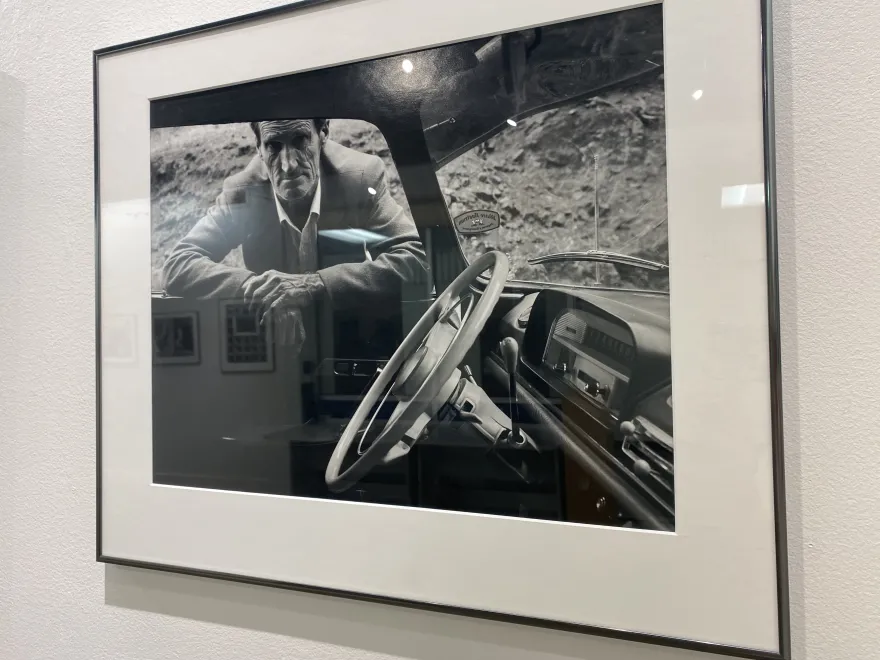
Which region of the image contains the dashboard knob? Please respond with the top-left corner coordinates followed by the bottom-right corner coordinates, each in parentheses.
top-left (583, 381), bottom-right (610, 399)
top-left (620, 420), bottom-right (637, 436)
top-left (633, 459), bottom-right (653, 478)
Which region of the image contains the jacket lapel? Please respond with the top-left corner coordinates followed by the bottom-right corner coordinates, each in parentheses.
top-left (241, 185), bottom-right (285, 274)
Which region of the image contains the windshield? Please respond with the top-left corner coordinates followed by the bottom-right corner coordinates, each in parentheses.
top-left (420, 10), bottom-right (668, 292)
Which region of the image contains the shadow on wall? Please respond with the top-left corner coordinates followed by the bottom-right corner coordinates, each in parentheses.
top-left (104, 564), bottom-right (696, 660)
top-left (0, 71), bottom-right (26, 298)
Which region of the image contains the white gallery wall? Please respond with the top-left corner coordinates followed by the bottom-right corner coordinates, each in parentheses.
top-left (0, 1), bottom-right (877, 659)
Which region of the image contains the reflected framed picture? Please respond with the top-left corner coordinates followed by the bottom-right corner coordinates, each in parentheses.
top-left (104, 313), bottom-right (138, 366)
top-left (95, 1), bottom-right (789, 658)
top-left (219, 300), bottom-right (275, 372)
top-left (152, 312), bottom-right (200, 365)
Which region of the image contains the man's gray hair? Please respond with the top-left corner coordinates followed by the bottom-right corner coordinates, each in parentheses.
top-left (249, 119), bottom-right (330, 146)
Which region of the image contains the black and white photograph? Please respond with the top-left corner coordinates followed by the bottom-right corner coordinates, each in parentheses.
top-left (219, 299), bottom-right (276, 372)
top-left (152, 312), bottom-right (200, 365)
top-left (97, 0), bottom-right (789, 652)
top-left (149, 5), bottom-right (674, 530)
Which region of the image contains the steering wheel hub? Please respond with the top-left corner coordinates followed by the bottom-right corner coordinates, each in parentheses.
top-left (392, 344), bottom-right (435, 399)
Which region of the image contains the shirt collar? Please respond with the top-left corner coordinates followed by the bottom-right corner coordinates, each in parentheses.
top-left (274, 177), bottom-right (322, 228)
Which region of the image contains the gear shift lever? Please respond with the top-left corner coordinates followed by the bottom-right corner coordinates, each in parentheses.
top-left (499, 337), bottom-right (522, 446)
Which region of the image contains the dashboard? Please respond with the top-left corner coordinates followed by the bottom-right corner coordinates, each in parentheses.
top-left (541, 307), bottom-right (634, 413)
top-left (497, 287), bottom-right (675, 527)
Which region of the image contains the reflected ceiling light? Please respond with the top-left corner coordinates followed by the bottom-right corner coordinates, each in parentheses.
top-left (402, 59), bottom-right (414, 73)
top-left (506, 118), bottom-right (517, 127)
top-left (367, 187), bottom-right (377, 195)
top-left (692, 89), bottom-right (703, 100)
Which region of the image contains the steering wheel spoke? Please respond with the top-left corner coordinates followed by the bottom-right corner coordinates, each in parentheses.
top-left (438, 290), bottom-right (474, 328)
top-left (378, 411), bottom-right (433, 466)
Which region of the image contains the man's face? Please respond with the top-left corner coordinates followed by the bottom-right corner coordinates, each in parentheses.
top-left (257, 120), bottom-right (327, 205)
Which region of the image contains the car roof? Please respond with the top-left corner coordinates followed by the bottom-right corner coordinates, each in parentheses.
top-left (151, 5), bottom-right (664, 171)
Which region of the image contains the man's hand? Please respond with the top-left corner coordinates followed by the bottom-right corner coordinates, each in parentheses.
top-left (243, 270), bottom-right (325, 312)
top-left (242, 271), bottom-right (326, 345)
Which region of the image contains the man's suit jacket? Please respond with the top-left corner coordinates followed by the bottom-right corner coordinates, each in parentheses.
top-left (162, 140), bottom-right (428, 310)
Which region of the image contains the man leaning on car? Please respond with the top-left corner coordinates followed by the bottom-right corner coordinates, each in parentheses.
top-left (162, 118), bottom-right (428, 343)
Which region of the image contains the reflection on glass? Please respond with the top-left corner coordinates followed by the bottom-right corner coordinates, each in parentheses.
top-left (147, 4), bottom-right (675, 532)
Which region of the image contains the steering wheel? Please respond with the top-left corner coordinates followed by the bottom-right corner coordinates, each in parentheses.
top-left (325, 250), bottom-right (510, 493)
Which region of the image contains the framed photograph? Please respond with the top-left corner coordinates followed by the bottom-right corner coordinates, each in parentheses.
top-left (219, 300), bottom-right (275, 372)
top-left (96, 1), bottom-right (789, 658)
top-left (152, 311), bottom-right (200, 365)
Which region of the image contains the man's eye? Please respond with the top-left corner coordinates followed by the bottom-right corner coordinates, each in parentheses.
top-left (266, 141), bottom-right (282, 152)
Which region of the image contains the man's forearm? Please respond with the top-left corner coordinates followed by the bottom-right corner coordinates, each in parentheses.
top-left (317, 240), bottom-right (428, 310)
top-left (162, 190), bottom-right (254, 299)
top-left (163, 249), bottom-right (255, 299)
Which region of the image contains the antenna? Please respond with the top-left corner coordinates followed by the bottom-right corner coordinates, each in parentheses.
top-left (579, 146), bottom-right (601, 284)
top-left (593, 150), bottom-right (600, 284)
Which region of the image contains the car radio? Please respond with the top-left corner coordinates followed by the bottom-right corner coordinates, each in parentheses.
top-left (541, 308), bottom-right (633, 411)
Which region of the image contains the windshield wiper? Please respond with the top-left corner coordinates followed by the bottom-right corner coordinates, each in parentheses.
top-left (527, 250), bottom-right (668, 271)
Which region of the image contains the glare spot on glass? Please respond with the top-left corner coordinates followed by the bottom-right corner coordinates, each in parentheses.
top-left (721, 184), bottom-right (765, 208)
top-left (506, 118), bottom-right (518, 127)
top-left (692, 89), bottom-right (703, 100)
top-left (367, 187), bottom-right (377, 196)
top-left (402, 59), bottom-right (414, 74)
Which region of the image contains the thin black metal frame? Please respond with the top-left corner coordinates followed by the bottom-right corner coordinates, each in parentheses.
top-left (93, 1), bottom-right (790, 658)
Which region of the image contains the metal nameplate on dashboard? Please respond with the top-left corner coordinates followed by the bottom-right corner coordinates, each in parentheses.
top-left (454, 210), bottom-right (501, 235)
